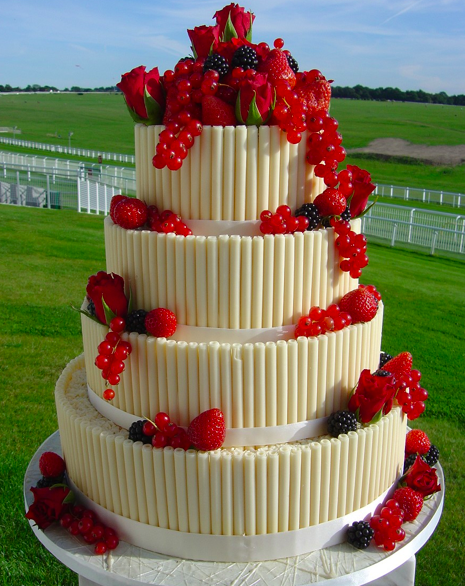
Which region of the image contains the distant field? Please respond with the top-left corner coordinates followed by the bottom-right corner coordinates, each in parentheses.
top-left (1, 93), bottom-right (465, 192)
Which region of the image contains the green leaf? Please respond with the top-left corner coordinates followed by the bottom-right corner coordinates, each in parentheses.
top-left (102, 296), bottom-right (116, 326)
top-left (369, 408), bottom-right (384, 425)
top-left (354, 196), bottom-right (379, 219)
top-left (143, 88), bottom-right (163, 124)
top-left (63, 489), bottom-right (76, 505)
top-left (71, 305), bottom-right (105, 326)
top-left (127, 285), bottom-right (133, 315)
top-left (123, 101), bottom-right (149, 125)
top-left (222, 13), bottom-right (238, 42)
top-left (236, 92), bottom-right (266, 126)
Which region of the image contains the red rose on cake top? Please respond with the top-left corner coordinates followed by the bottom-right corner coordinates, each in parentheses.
top-left (117, 66), bottom-right (165, 125)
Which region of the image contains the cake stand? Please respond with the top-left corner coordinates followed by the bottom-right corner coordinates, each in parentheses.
top-left (24, 432), bottom-right (444, 586)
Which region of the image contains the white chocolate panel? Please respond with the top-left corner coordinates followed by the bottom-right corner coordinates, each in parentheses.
top-left (135, 125), bottom-right (325, 220)
top-left (56, 356), bottom-right (407, 538)
top-left (81, 302), bottom-right (383, 429)
top-left (105, 218), bottom-right (361, 328)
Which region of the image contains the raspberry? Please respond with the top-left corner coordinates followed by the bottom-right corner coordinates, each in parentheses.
top-left (392, 487), bottom-right (424, 522)
top-left (145, 308), bottom-right (177, 338)
top-left (339, 288), bottom-right (378, 324)
top-left (187, 408), bottom-right (226, 451)
top-left (405, 429), bottom-right (431, 456)
top-left (114, 198), bottom-right (148, 230)
top-left (38, 452), bottom-right (66, 478)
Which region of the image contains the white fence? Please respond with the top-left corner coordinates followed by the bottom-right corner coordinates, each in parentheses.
top-left (0, 136), bottom-right (135, 164)
top-left (362, 204), bottom-right (465, 255)
top-left (374, 183), bottom-right (464, 208)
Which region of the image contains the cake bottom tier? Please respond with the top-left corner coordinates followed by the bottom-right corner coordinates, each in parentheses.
top-left (56, 355), bottom-right (407, 562)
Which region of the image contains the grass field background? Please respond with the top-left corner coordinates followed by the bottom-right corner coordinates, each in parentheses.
top-left (1, 95), bottom-right (464, 584)
top-left (1, 93), bottom-right (465, 193)
top-left (0, 204), bottom-right (464, 585)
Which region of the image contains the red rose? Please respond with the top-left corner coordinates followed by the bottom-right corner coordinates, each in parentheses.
top-left (25, 486), bottom-right (72, 530)
top-left (117, 66), bottom-right (165, 124)
top-left (188, 25), bottom-right (220, 58)
top-left (347, 165), bottom-right (376, 218)
top-left (405, 456), bottom-right (441, 497)
top-left (236, 73), bottom-right (274, 125)
top-left (348, 369), bottom-right (396, 423)
top-left (214, 3), bottom-right (255, 41)
top-left (86, 271), bottom-right (128, 325)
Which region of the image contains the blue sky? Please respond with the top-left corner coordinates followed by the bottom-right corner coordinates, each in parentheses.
top-left (2, 0), bottom-right (464, 94)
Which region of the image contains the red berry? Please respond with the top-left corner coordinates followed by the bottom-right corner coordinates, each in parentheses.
top-left (152, 432), bottom-right (169, 448)
top-left (392, 487), bottom-right (424, 522)
top-left (69, 520), bottom-right (80, 535)
top-left (95, 542), bottom-right (108, 555)
top-left (78, 517), bottom-right (93, 534)
top-left (381, 352), bottom-right (413, 381)
top-left (405, 429), bottom-right (431, 455)
top-left (38, 452), bottom-right (66, 478)
top-left (60, 513), bottom-right (73, 529)
top-left (142, 421), bottom-right (157, 436)
top-left (339, 288), bottom-right (378, 324)
top-left (95, 354), bottom-right (110, 370)
top-left (114, 198), bottom-right (148, 230)
top-left (145, 308), bottom-right (177, 338)
top-left (107, 373), bottom-right (120, 386)
top-left (187, 408), bottom-right (226, 451)
top-left (103, 388), bottom-right (116, 401)
top-left (109, 195), bottom-right (128, 223)
top-left (105, 535), bottom-right (120, 550)
top-left (105, 331), bottom-right (120, 346)
top-left (110, 317), bottom-right (126, 333)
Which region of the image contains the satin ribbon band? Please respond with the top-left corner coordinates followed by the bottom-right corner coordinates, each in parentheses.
top-left (67, 474), bottom-right (395, 562)
top-left (87, 386), bottom-right (329, 447)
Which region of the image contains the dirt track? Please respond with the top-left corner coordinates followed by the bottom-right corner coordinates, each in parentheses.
top-left (348, 138), bottom-right (465, 166)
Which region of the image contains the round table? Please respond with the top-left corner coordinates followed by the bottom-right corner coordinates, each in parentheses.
top-left (25, 432), bottom-right (444, 586)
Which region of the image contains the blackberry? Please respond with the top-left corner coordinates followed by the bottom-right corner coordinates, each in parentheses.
top-left (423, 444), bottom-right (440, 466)
top-left (87, 299), bottom-right (96, 317)
top-left (286, 53), bottom-right (299, 73)
top-left (295, 203), bottom-right (321, 230)
top-left (340, 205), bottom-right (351, 222)
top-left (203, 53), bottom-right (229, 77)
top-left (379, 351), bottom-right (393, 369)
top-left (373, 369), bottom-right (392, 377)
top-left (231, 46), bottom-right (259, 70)
top-left (403, 453), bottom-right (417, 474)
top-left (327, 410), bottom-right (357, 437)
top-left (128, 420), bottom-right (152, 445)
top-left (36, 474), bottom-right (65, 488)
top-left (126, 309), bottom-right (148, 334)
top-left (347, 521), bottom-right (374, 549)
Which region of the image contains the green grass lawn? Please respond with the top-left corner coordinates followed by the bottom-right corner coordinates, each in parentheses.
top-left (0, 204), bottom-right (464, 585)
top-left (1, 94), bottom-right (465, 194)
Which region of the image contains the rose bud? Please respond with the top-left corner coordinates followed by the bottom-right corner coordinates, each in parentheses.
top-left (236, 73), bottom-right (274, 126)
top-left (214, 3), bottom-right (255, 42)
top-left (117, 66), bottom-right (165, 125)
top-left (187, 25), bottom-right (220, 59)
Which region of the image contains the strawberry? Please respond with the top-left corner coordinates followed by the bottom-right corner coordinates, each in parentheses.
top-left (145, 308), bottom-right (177, 338)
top-left (313, 188), bottom-right (347, 216)
top-left (201, 96), bottom-right (237, 126)
top-left (294, 69), bottom-right (331, 113)
top-left (39, 452), bottom-right (66, 478)
top-left (187, 408), bottom-right (226, 451)
top-left (258, 48), bottom-right (296, 88)
top-left (405, 429), bottom-right (431, 456)
top-left (114, 198), bottom-right (148, 230)
top-left (392, 487), bottom-right (423, 522)
top-left (339, 288), bottom-right (378, 324)
top-left (109, 195), bottom-right (128, 223)
top-left (381, 352), bottom-right (413, 380)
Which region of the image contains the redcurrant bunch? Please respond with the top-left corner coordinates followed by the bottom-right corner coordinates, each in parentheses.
top-left (147, 206), bottom-right (192, 236)
top-left (331, 218), bottom-right (369, 279)
top-left (95, 317), bottom-right (132, 397)
top-left (272, 84), bottom-right (308, 145)
top-left (369, 499), bottom-right (406, 551)
top-left (60, 505), bottom-right (120, 555)
top-left (144, 412), bottom-right (191, 450)
top-left (295, 304), bottom-right (352, 338)
top-left (306, 111), bottom-right (345, 172)
top-left (395, 369), bottom-right (428, 420)
top-left (259, 205), bottom-right (309, 234)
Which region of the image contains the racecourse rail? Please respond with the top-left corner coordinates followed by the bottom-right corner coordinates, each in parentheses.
top-left (1, 150), bottom-right (464, 257)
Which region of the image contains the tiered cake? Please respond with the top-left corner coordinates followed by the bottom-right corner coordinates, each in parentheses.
top-left (53, 4), bottom-right (409, 562)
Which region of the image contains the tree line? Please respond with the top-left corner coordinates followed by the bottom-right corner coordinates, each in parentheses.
top-left (1, 83), bottom-right (464, 106)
